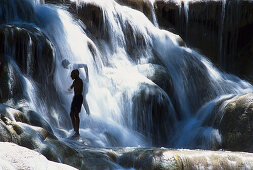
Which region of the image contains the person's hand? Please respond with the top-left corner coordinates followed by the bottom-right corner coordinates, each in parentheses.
top-left (66, 88), bottom-right (72, 94)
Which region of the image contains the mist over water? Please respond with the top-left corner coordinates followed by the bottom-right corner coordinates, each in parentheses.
top-left (1, 0), bottom-right (253, 149)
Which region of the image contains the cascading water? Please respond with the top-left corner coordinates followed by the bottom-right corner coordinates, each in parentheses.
top-left (170, 0), bottom-right (190, 42)
top-left (149, 0), bottom-right (159, 27)
top-left (1, 0), bottom-right (253, 152)
top-left (219, 0), bottom-right (240, 73)
top-left (218, 0), bottom-right (226, 67)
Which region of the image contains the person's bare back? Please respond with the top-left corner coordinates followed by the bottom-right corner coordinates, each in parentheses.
top-left (63, 59), bottom-right (90, 115)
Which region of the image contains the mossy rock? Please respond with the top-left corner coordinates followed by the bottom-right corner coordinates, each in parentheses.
top-left (219, 93), bottom-right (253, 152)
top-left (132, 83), bottom-right (176, 146)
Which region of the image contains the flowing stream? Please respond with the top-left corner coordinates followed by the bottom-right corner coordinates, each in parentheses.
top-left (1, 0), bottom-right (253, 150)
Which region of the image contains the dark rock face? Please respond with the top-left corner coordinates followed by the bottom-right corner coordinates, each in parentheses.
top-left (0, 25), bottom-right (70, 130)
top-left (0, 0), bottom-right (36, 24)
top-left (45, 0), bottom-right (106, 43)
top-left (0, 25), bottom-right (54, 83)
top-left (69, 3), bottom-right (108, 41)
top-left (116, 0), bottom-right (154, 22)
top-left (155, 0), bottom-right (253, 83)
top-left (132, 83), bottom-right (176, 146)
top-left (0, 25), bottom-right (59, 117)
top-left (219, 93), bottom-right (253, 152)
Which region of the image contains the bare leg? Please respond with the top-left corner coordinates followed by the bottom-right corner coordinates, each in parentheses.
top-left (70, 111), bottom-right (76, 131)
top-left (83, 97), bottom-right (90, 115)
top-left (75, 113), bottom-right (80, 134)
top-left (71, 110), bottom-right (80, 137)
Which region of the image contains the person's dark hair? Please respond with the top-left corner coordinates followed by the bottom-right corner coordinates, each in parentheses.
top-left (71, 69), bottom-right (79, 78)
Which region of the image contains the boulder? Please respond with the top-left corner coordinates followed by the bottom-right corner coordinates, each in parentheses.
top-left (0, 117), bottom-right (20, 144)
top-left (117, 147), bottom-right (253, 169)
top-left (137, 64), bottom-right (173, 98)
top-left (0, 142), bottom-right (77, 170)
top-left (78, 147), bottom-right (118, 169)
top-left (132, 83), bottom-right (177, 146)
top-left (18, 107), bottom-right (54, 134)
top-left (0, 101), bottom-right (54, 136)
top-left (219, 93), bottom-right (253, 152)
top-left (0, 104), bottom-right (29, 123)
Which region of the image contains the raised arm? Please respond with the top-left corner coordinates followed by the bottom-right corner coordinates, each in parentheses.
top-left (84, 65), bottom-right (89, 82)
top-left (73, 64), bottom-right (89, 82)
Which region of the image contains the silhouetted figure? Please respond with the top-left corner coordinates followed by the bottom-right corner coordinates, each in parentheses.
top-left (68, 69), bottom-right (83, 137)
top-left (62, 59), bottom-right (90, 115)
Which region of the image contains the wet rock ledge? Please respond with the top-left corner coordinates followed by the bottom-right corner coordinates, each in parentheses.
top-left (0, 142), bottom-right (77, 170)
top-left (1, 99), bottom-right (253, 169)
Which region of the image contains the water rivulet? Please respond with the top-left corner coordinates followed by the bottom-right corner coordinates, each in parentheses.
top-left (0, 0), bottom-right (253, 169)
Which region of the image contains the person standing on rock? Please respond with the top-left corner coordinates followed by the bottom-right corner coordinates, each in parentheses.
top-left (62, 59), bottom-right (90, 116)
top-left (68, 69), bottom-right (83, 137)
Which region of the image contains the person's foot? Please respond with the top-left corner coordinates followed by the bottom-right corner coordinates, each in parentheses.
top-left (72, 132), bottom-right (80, 138)
top-left (69, 131), bottom-right (80, 139)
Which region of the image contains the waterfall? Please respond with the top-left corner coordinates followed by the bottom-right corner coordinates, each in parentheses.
top-left (173, 0), bottom-right (190, 42)
top-left (183, 1), bottom-right (189, 42)
top-left (218, 0), bottom-right (226, 67)
top-left (35, 1), bottom-right (149, 147)
top-left (219, 0), bottom-right (240, 73)
top-left (149, 0), bottom-right (159, 27)
top-left (1, 0), bottom-right (253, 150)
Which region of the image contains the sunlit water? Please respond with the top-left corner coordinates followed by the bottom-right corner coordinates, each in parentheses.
top-left (1, 0), bottom-right (253, 150)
